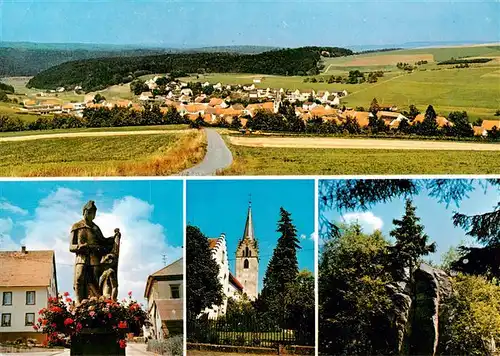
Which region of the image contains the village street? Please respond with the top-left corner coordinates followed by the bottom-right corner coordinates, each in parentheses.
top-left (0, 343), bottom-right (157, 355)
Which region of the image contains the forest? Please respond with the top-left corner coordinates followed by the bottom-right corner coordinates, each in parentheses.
top-left (26, 47), bottom-right (353, 92)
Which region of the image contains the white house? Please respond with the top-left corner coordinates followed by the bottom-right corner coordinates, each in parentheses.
top-left (139, 92), bottom-right (154, 101)
top-left (144, 258), bottom-right (183, 340)
top-left (180, 88), bottom-right (193, 97)
top-left (0, 247), bottom-right (58, 344)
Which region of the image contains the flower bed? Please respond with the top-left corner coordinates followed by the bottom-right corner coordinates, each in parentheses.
top-left (34, 292), bottom-right (147, 350)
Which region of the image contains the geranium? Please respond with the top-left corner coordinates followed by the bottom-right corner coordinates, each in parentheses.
top-left (128, 291), bottom-right (132, 297)
top-left (63, 292), bottom-right (69, 297)
top-left (34, 292), bottom-right (148, 348)
top-left (119, 339), bottom-right (127, 349)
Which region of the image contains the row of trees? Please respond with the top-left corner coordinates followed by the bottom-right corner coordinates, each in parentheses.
top-left (303, 70), bottom-right (384, 84)
top-left (319, 179), bottom-right (500, 355)
top-left (0, 105), bottom-right (189, 132)
top-left (187, 208), bottom-right (314, 345)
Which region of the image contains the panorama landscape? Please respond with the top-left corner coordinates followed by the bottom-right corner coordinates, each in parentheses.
top-left (0, 1), bottom-right (499, 176)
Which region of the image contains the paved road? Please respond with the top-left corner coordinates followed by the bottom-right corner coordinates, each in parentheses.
top-left (179, 128), bottom-right (233, 176)
top-left (0, 130), bottom-right (186, 142)
top-left (0, 343), bottom-right (154, 356)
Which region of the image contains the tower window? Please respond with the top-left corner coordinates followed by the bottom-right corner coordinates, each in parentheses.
top-left (245, 247), bottom-right (250, 257)
top-left (244, 259), bottom-right (249, 269)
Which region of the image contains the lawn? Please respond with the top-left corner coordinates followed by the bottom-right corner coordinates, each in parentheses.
top-left (0, 130), bottom-right (205, 176)
top-left (0, 124), bottom-right (189, 137)
top-left (221, 144), bottom-right (500, 175)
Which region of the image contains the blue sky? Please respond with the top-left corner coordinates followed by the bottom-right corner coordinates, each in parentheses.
top-left (1, 0), bottom-right (498, 47)
top-left (320, 179), bottom-right (499, 264)
top-left (187, 179), bottom-right (315, 291)
top-left (0, 180), bottom-right (183, 301)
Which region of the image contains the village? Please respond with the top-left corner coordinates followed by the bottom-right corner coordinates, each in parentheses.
top-left (14, 74), bottom-right (499, 137)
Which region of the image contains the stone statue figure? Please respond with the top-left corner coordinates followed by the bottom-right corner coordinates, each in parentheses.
top-left (70, 201), bottom-right (121, 304)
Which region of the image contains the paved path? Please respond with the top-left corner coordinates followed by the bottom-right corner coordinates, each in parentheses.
top-left (0, 344), bottom-right (155, 356)
top-left (0, 130), bottom-right (186, 142)
top-left (228, 136), bottom-right (500, 151)
top-left (179, 128), bottom-right (233, 176)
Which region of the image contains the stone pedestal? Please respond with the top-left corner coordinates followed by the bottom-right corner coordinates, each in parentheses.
top-left (70, 328), bottom-right (125, 356)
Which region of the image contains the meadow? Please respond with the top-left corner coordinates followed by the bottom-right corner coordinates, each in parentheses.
top-left (221, 143), bottom-right (500, 175)
top-left (0, 130), bottom-right (206, 176)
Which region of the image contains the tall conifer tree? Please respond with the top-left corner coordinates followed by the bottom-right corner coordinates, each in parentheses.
top-left (389, 199), bottom-right (436, 282)
top-left (259, 208), bottom-right (300, 325)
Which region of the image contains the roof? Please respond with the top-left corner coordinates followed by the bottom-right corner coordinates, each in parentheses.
top-left (377, 111), bottom-right (400, 119)
top-left (209, 98), bottom-right (224, 106)
top-left (473, 126), bottom-right (486, 136)
top-left (242, 202), bottom-right (255, 241)
top-left (229, 272), bottom-right (243, 291)
top-left (153, 299), bottom-right (183, 321)
top-left (208, 238), bottom-right (219, 250)
top-left (343, 111), bottom-right (370, 127)
top-left (413, 114), bottom-right (450, 127)
top-left (0, 249), bottom-right (55, 287)
top-left (145, 258), bottom-right (183, 298)
top-left (482, 119), bottom-right (500, 131)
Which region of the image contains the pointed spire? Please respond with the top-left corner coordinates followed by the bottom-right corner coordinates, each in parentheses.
top-left (242, 196), bottom-right (255, 241)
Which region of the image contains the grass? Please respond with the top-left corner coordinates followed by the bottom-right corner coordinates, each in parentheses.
top-left (221, 144), bottom-right (500, 175)
top-left (0, 130), bottom-right (206, 176)
top-left (0, 124), bottom-right (189, 137)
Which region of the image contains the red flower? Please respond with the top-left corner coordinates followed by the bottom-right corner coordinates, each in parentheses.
top-left (63, 292), bottom-right (69, 297)
top-left (50, 306), bottom-right (63, 313)
top-left (119, 339), bottom-right (127, 349)
top-left (38, 318), bottom-right (42, 323)
top-left (118, 321), bottom-right (127, 329)
top-left (128, 291), bottom-right (132, 297)
top-left (51, 323), bottom-right (57, 328)
top-left (76, 323), bottom-right (83, 332)
top-left (33, 325), bottom-right (39, 330)
top-left (108, 313), bottom-right (113, 319)
top-left (66, 297), bottom-right (72, 303)
top-left (64, 318), bottom-right (74, 326)
top-left (42, 319), bottom-right (48, 326)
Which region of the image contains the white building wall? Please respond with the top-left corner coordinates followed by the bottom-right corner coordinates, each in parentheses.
top-left (204, 235), bottom-right (230, 319)
top-left (0, 287), bottom-right (49, 333)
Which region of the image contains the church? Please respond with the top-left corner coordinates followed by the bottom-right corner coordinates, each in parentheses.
top-left (204, 201), bottom-right (259, 319)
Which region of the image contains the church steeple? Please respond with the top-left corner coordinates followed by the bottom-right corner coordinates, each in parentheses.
top-left (235, 195), bottom-right (259, 300)
top-left (242, 197), bottom-right (255, 241)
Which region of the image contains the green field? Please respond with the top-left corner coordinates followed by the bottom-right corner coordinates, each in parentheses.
top-left (0, 131), bottom-right (205, 176)
top-left (0, 124), bottom-right (189, 137)
top-left (222, 144), bottom-right (500, 175)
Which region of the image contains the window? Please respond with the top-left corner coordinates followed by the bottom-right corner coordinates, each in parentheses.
top-left (1, 314), bottom-right (11, 327)
top-left (170, 285), bottom-right (180, 299)
top-left (222, 251), bottom-right (225, 263)
top-left (25, 313), bottom-right (35, 326)
top-left (26, 291), bottom-right (36, 305)
top-left (2, 292), bottom-right (12, 306)
top-left (245, 247), bottom-right (251, 257)
top-left (244, 259), bottom-right (249, 269)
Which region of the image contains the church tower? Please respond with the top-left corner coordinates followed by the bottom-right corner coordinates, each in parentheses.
top-left (235, 199), bottom-right (259, 300)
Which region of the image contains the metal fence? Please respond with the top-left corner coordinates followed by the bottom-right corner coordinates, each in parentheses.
top-left (187, 316), bottom-right (314, 348)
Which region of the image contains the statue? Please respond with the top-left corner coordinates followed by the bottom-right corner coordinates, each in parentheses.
top-left (70, 201), bottom-right (121, 304)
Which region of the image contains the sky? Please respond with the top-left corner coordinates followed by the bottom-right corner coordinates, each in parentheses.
top-left (320, 179), bottom-right (499, 265)
top-left (0, 180), bottom-right (183, 303)
top-left (187, 179), bottom-right (315, 291)
top-left (1, 0), bottom-right (498, 48)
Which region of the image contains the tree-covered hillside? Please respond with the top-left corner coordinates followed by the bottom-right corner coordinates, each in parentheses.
top-left (27, 46), bottom-right (353, 92)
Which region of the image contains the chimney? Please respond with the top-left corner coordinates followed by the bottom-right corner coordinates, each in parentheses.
top-left (21, 246), bottom-right (27, 254)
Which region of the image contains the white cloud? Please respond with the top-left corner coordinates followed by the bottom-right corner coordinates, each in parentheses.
top-left (0, 201), bottom-right (28, 215)
top-left (341, 211), bottom-right (384, 233)
top-left (19, 188), bottom-right (181, 303)
top-left (0, 217), bottom-right (17, 250)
